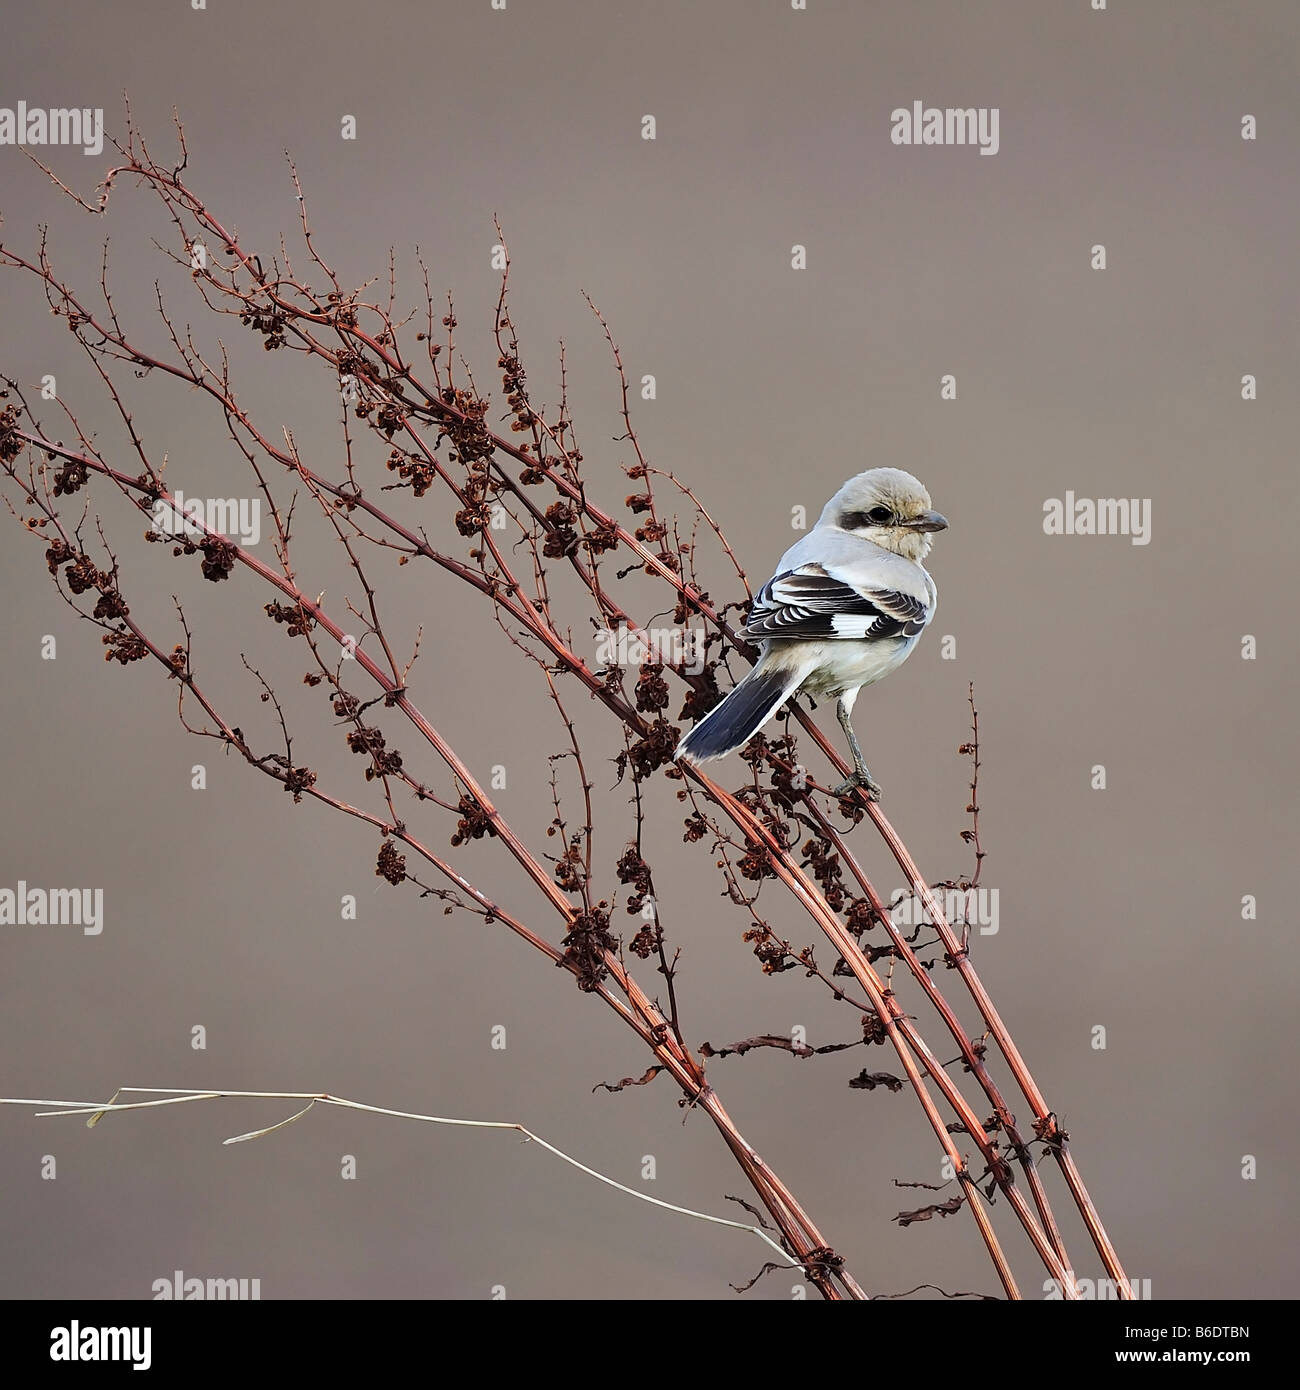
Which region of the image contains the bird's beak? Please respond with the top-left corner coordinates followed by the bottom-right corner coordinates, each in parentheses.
top-left (903, 510), bottom-right (948, 533)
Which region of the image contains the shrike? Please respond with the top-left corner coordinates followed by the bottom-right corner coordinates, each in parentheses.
top-left (675, 468), bottom-right (946, 799)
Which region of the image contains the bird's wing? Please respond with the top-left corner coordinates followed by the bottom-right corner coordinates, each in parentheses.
top-left (743, 562), bottom-right (931, 642)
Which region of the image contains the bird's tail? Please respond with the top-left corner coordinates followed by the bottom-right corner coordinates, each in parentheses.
top-left (675, 658), bottom-right (808, 765)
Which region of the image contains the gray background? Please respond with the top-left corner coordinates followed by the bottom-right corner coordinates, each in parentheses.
top-left (0, 0), bottom-right (1295, 1300)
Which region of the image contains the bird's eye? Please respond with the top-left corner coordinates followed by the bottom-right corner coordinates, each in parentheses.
top-left (866, 506), bottom-right (894, 525)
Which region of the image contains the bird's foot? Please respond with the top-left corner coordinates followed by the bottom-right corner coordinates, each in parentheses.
top-left (832, 769), bottom-right (883, 802)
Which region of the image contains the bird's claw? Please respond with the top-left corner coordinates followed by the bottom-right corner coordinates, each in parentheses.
top-left (832, 770), bottom-right (882, 802)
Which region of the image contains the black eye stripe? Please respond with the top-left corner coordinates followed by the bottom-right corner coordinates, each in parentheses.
top-left (841, 507), bottom-right (894, 528)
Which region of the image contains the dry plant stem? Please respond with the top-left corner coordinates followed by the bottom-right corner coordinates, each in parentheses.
top-left (9, 374), bottom-right (1058, 1290)
top-left (785, 779), bottom-right (1073, 1272)
top-left (229, 238), bottom-right (1122, 1290)
top-left (2, 437), bottom-right (856, 1302)
top-left (0, 1089), bottom-right (803, 1271)
top-left (794, 715), bottom-right (1131, 1298)
top-left (12, 405), bottom-right (1056, 1292)
top-left (477, 287), bottom-right (1095, 1284)
top-left (4, 127), bottom-right (1128, 1296)
top-left (686, 778), bottom-right (1036, 1289)
top-left (13, 422), bottom-right (1050, 1297)
top-left (693, 772), bottom-right (1071, 1300)
top-left (12, 151), bottom-right (750, 645)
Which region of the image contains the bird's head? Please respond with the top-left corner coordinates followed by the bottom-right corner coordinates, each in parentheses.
top-left (820, 468), bottom-right (947, 563)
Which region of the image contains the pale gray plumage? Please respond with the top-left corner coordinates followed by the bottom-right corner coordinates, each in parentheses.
top-left (675, 468), bottom-right (946, 798)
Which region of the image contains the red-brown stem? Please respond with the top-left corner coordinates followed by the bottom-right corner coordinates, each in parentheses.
top-left (783, 774), bottom-right (1073, 1272)
top-left (692, 772), bottom-right (1028, 1297)
top-left (794, 714), bottom-right (1131, 1297)
top-left (4, 142), bottom-right (1130, 1293)
top-left (3, 434), bottom-right (858, 1300)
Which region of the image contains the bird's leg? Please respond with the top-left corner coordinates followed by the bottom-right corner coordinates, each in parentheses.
top-left (832, 696), bottom-right (882, 801)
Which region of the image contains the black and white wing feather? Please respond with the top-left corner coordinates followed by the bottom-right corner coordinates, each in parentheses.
top-left (743, 564), bottom-right (930, 642)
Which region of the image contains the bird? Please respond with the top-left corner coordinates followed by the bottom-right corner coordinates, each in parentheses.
top-left (675, 468), bottom-right (946, 800)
